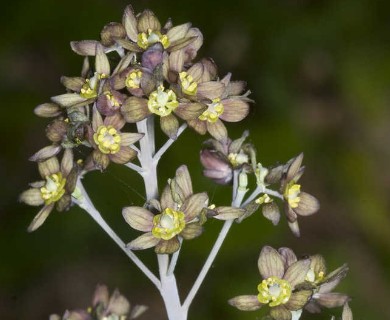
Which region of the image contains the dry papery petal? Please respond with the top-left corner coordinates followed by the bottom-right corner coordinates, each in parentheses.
top-left (207, 119), bottom-right (227, 141)
top-left (262, 202), bottom-right (280, 226)
top-left (173, 165), bottom-right (193, 199)
top-left (122, 207), bottom-right (154, 232)
top-left (283, 259), bottom-right (311, 288)
top-left (27, 203), bottom-right (55, 232)
top-left (38, 157), bottom-right (60, 178)
top-left (258, 246), bottom-right (285, 279)
top-left (51, 93), bottom-right (87, 107)
top-left (295, 192), bottom-right (320, 216)
top-left (19, 188), bottom-right (44, 206)
top-left (121, 97), bottom-right (150, 123)
top-left (342, 302), bottom-right (353, 320)
top-left (285, 153), bottom-right (304, 182)
top-left (122, 4), bottom-right (138, 42)
top-left (284, 290), bottom-right (312, 310)
top-left (92, 284), bottom-right (109, 307)
top-left (29, 145), bottom-right (61, 162)
top-left (213, 206), bottom-right (245, 220)
top-left (107, 289), bottom-right (130, 315)
top-left (155, 237), bottom-right (180, 254)
top-left (278, 247), bottom-right (297, 269)
top-left (127, 232), bottom-right (159, 250)
top-left (181, 192), bottom-right (209, 222)
top-left (228, 295), bottom-right (262, 311)
top-left (180, 223), bottom-right (203, 240)
top-left (313, 292), bottom-right (350, 308)
top-left (130, 305), bottom-right (149, 319)
top-left (160, 113), bottom-right (179, 139)
top-left (34, 103), bottom-right (62, 118)
top-left (269, 306), bottom-right (292, 320)
top-left (100, 22), bottom-right (127, 47)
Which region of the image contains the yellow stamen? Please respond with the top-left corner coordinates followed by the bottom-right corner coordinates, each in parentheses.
top-left (148, 85), bottom-right (179, 117)
top-left (137, 29), bottom-right (170, 49)
top-left (125, 69), bottom-right (143, 89)
top-left (179, 72), bottom-right (198, 95)
top-left (152, 208), bottom-right (186, 240)
top-left (40, 172), bottom-right (67, 205)
top-left (257, 276), bottom-right (292, 307)
top-left (93, 125), bottom-right (122, 154)
top-left (198, 98), bottom-right (224, 123)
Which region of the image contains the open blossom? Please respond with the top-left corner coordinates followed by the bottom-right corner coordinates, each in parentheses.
top-left (229, 246), bottom-right (313, 320)
top-left (19, 150), bottom-right (77, 232)
top-left (85, 107), bottom-right (143, 171)
top-left (122, 166), bottom-right (208, 254)
top-left (280, 153), bottom-right (320, 237)
top-left (187, 73), bottom-right (252, 141)
top-left (49, 284), bottom-right (148, 320)
top-left (304, 255), bottom-right (350, 313)
top-left (52, 44), bottom-right (110, 109)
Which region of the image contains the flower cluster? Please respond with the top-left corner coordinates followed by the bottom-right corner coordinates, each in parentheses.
top-left (50, 284), bottom-right (147, 320)
top-left (21, 4), bottom-right (251, 231)
top-left (200, 135), bottom-right (320, 236)
top-left (229, 246), bottom-right (350, 320)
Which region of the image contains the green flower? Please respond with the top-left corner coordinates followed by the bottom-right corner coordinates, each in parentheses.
top-left (229, 246), bottom-right (313, 320)
top-left (123, 166), bottom-right (209, 254)
top-left (19, 151), bottom-right (77, 232)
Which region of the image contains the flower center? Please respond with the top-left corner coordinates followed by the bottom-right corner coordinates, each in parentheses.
top-left (105, 92), bottom-right (121, 109)
top-left (148, 85), bottom-right (179, 117)
top-left (285, 183), bottom-right (301, 208)
top-left (152, 208), bottom-right (186, 240)
top-left (126, 69), bottom-right (143, 89)
top-left (257, 276), bottom-right (292, 307)
top-left (137, 29), bottom-right (170, 49)
top-left (179, 72), bottom-right (198, 95)
top-left (305, 268), bottom-right (325, 283)
top-left (228, 152), bottom-right (249, 167)
top-left (93, 125), bottom-right (121, 154)
top-left (40, 172), bottom-right (67, 205)
top-left (198, 98), bottom-right (224, 123)
top-left (80, 73), bottom-right (104, 99)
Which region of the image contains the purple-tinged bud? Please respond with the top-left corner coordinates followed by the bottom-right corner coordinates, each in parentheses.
top-left (200, 149), bottom-right (232, 185)
top-left (142, 43), bottom-right (164, 71)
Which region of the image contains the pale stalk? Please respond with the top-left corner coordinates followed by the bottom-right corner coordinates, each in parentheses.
top-left (136, 116), bottom-right (184, 320)
top-left (74, 178), bottom-right (161, 289)
top-left (182, 170), bottom-right (247, 312)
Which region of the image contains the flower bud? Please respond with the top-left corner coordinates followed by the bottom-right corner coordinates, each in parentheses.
top-left (200, 149), bottom-right (232, 185)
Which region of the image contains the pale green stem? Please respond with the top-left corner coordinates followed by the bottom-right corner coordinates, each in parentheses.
top-left (168, 237), bottom-right (183, 276)
top-left (241, 185), bottom-right (283, 207)
top-left (158, 254), bottom-right (183, 320)
top-left (182, 170), bottom-right (246, 313)
top-left (136, 116), bottom-right (184, 319)
top-left (74, 178), bottom-right (161, 289)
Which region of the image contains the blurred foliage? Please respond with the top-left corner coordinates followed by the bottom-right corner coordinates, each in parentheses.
top-left (1, 0), bottom-right (390, 319)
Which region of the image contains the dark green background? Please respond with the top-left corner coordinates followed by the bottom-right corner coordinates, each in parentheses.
top-left (2, 0), bottom-right (390, 319)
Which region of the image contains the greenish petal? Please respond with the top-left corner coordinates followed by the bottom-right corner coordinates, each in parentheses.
top-left (122, 207), bottom-right (154, 232)
top-left (258, 246), bottom-right (285, 279)
top-left (228, 295), bottom-right (262, 311)
top-left (155, 237), bottom-right (180, 254)
top-left (27, 203), bottom-right (55, 232)
top-left (127, 232), bottom-right (159, 250)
